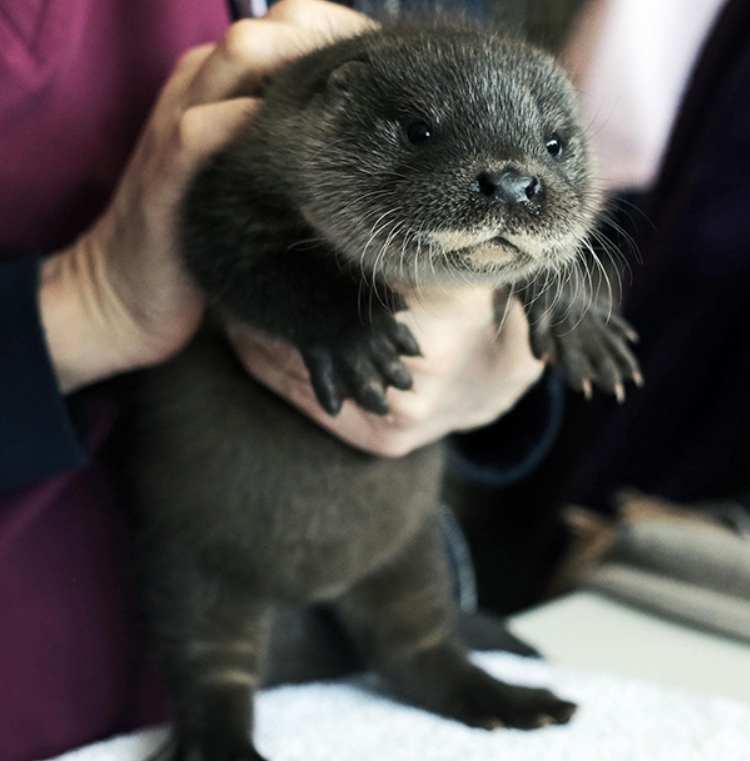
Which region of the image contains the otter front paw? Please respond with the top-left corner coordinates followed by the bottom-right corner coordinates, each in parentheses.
top-left (301, 312), bottom-right (420, 416)
top-left (532, 304), bottom-right (642, 401)
top-left (521, 286), bottom-right (642, 402)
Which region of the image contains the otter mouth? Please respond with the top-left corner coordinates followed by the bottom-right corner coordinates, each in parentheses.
top-left (456, 233), bottom-right (530, 264)
top-left (445, 243), bottom-right (534, 275)
top-left (428, 228), bottom-right (527, 260)
top-left (476, 235), bottom-right (524, 256)
top-left (418, 227), bottom-right (542, 280)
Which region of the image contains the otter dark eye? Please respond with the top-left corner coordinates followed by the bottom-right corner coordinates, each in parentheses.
top-left (546, 133), bottom-right (563, 157)
top-left (407, 122), bottom-right (433, 146)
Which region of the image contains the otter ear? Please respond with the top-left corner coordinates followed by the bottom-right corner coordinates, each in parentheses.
top-left (327, 59), bottom-right (370, 96)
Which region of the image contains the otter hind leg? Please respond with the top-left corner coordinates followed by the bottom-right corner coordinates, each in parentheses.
top-left (146, 557), bottom-right (271, 761)
top-left (335, 520), bottom-right (577, 730)
top-left (168, 684), bottom-right (268, 761)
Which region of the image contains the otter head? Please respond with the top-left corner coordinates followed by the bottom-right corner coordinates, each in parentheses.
top-left (275, 25), bottom-right (600, 288)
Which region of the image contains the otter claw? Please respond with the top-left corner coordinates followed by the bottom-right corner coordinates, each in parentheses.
top-left (303, 348), bottom-right (343, 415)
top-left (381, 358), bottom-right (413, 391)
top-left (354, 381), bottom-right (391, 415)
top-left (301, 313), bottom-right (419, 416)
top-left (393, 322), bottom-right (422, 357)
top-left (614, 382), bottom-right (625, 404)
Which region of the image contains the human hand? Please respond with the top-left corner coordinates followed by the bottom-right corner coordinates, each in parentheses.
top-left (228, 286), bottom-right (545, 457)
top-left (38, 0), bottom-right (373, 393)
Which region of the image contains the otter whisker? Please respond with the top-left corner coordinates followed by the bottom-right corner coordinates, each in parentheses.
top-left (492, 286), bottom-right (514, 340)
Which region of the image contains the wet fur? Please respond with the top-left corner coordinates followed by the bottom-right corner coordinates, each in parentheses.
top-left (128, 23), bottom-right (639, 761)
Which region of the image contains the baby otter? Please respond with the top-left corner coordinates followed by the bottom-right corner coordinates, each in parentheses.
top-left (129, 23), bottom-right (639, 761)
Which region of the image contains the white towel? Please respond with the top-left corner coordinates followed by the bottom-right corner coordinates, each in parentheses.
top-left (41, 653), bottom-right (750, 761)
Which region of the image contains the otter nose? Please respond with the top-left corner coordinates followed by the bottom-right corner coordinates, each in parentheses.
top-left (473, 171), bottom-right (542, 204)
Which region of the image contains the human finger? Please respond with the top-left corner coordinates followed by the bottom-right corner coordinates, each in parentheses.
top-left (176, 97), bottom-right (261, 165)
top-left (186, 2), bottom-right (372, 107)
top-left (155, 43), bottom-right (217, 114)
top-left (264, 0), bottom-right (376, 36)
top-left (186, 20), bottom-right (299, 104)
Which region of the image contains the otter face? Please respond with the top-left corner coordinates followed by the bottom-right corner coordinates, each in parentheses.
top-left (285, 27), bottom-right (600, 288)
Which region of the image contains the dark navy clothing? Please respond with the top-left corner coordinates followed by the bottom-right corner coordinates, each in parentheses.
top-left (565, 0), bottom-right (750, 509)
top-left (0, 256), bottom-right (88, 492)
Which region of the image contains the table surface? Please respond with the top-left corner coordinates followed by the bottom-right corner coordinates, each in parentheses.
top-left (508, 591), bottom-right (750, 706)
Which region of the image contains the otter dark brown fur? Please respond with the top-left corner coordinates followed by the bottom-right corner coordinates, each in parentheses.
top-left (128, 24), bottom-right (639, 761)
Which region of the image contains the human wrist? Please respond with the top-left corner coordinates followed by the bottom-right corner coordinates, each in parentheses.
top-left (38, 236), bottom-right (153, 393)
